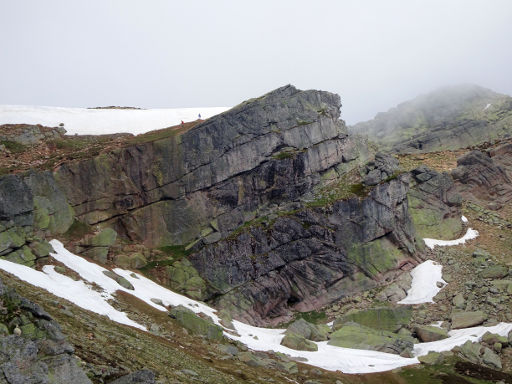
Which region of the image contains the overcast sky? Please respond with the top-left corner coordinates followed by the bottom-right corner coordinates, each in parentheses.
top-left (1, 0), bottom-right (511, 124)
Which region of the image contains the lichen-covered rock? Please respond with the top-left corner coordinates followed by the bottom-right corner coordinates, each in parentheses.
top-left (102, 270), bottom-right (134, 290)
top-left (169, 305), bottom-right (223, 341)
top-left (285, 318), bottom-right (330, 341)
top-left (480, 265), bottom-right (509, 279)
top-left (115, 252), bottom-right (147, 269)
top-left (280, 333), bottom-right (318, 352)
top-left (88, 228), bottom-right (118, 247)
top-left (418, 351), bottom-right (443, 365)
top-left (481, 332), bottom-right (508, 347)
top-left (408, 166), bottom-right (462, 240)
top-left (166, 259), bottom-right (207, 300)
top-left (333, 306), bottom-right (412, 333)
top-left (328, 322), bottom-right (413, 355)
top-left (414, 325), bottom-right (449, 342)
top-left (451, 311), bottom-right (487, 329)
top-left (482, 347), bottom-right (502, 370)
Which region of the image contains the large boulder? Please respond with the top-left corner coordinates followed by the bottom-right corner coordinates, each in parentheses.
top-left (451, 311), bottom-right (487, 329)
top-left (333, 306), bottom-right (412, 333)
top-left (169, 305), bottom-right (223, 341)
top-left (456, 341), bottom-right (502, 370)
top-left (285, 318), bottom-right (330, 341)
top-left (414, 325), bottom-right (449, 342)
top-left (328, 322), bottom-right (413, 355)
top-left (280, 333), bottom-right (318, 352)
top-left (480, 265), bottom-right (509, 279)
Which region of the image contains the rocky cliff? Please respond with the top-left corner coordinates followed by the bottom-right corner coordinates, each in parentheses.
top-left (1, 85), bottom-right (479, 325)
top-left (0, 85), bottom-right (425, 324)
top-left (350, 84), bottom-right (512, 153)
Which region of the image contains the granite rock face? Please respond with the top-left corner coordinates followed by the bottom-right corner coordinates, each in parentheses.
top-left (0, 86), bottom-right (363, 253)
top-left (189, 175), bottom-right (418, 325)
top-left (452, 149), bottom-right (512, 209)
top-left (407, 166), bottom-right (463, 240)
top-left (362, 152), bottom-right (399, 186)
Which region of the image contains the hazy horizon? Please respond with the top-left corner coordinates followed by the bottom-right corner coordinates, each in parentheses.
top-left (1, 0), bottom-right (511, 125)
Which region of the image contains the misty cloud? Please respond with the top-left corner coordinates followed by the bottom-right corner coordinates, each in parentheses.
top-left (1, 0), bottom-right (511, 124)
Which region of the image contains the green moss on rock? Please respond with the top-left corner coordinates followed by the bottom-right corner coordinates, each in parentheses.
top-left (169, 305), bottom-right (223, 341)
top-left (334, 306), bottom-right (412, 332)
top-left (328, 322), bottom-right (413, 355)
top-left (280, 333), bottom-right (318, 351)
top-left (89, 228), bottom-right (118, 247)
top-left (347, 238), bottom-right (406, 279)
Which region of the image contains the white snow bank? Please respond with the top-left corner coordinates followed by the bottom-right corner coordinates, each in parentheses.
top-left (49, 240), bottom-right (219, 322)
top-left (0, 258), bottom-right (144, 330)
top-left (1, 240), bottom-right (510, 374)
top-left (483, 103), bottom-right (492, 110)
top-left (398, 260), bottom-right (446, 305)
top-left (0, 105), bottom-right (230, 136)
top-left (414, 322), bottom-right (512, 356)
top-left (423, 228), bottom-right (479, 249)
top-left (229, 320), bottom-right (419, 373)
top-left (461, 215), bottom-right (468, 223)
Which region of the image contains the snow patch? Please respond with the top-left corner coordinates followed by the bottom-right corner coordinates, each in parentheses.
top-left (461, 215), bottom-right (468, 223)
top-left (414, 322), bottom-right (512, 356)
top-left (0, 105), bottom-right (230, 136)
top-left (483, 103), bottom-right (492, 110)
top-left (0, 258), bottom-right (144, 330)
top-left (398, 260), bottom-right (446, 304)
top-left (423, 228), bottom-right (479, 249)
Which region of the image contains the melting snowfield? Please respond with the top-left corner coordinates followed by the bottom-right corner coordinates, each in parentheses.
top-left (423, 228), bottom-right (479, 249)
top-left (0, 105), bottom-right (230, 136)
top-left (398, 260), bottom-right (446, 304)
top-left (0, 237), bottom-right (510, 374)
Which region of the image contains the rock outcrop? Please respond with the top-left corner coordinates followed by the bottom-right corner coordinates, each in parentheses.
top-left (452, 148), bottom-right (512, 209)
top-left (0, 85), bottom-right (419, 325)
top-left (0, 277), bottom-right (91, 383)
top-left (189, 175), bottom-right (418, 325)
top-left (408, 166), bottom-right (463, 240)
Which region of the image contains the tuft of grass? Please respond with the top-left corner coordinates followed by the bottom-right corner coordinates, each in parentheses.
top-left (296, 310), bottom-right (327, 324)
top-left (1, 140), bottom-right (26, 153)
top-left (272, 151), bottom-right (294, 160)
top-left (349, 183), bottom-right (366, 196)
top-left (138, 244), bottom-right (193, 272)
top-left (157, 245), bottom-right (192, 260)
top-left (296, 119), bottom-right (312, 126)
